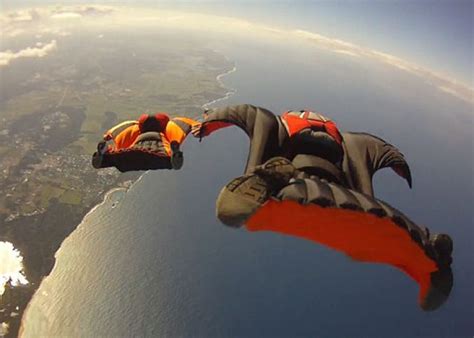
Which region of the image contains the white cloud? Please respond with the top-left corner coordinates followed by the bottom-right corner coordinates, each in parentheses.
top-left (0, 6), bottom-right (471, 103)
top-left (37, 26), bottom-right (71, 37)
top-left (438, 85), bottom-right (473, 102)
top-left (438, 86), bottom-right (459, 96)
top-left (3, 28), bottom-right (26, 37)
top-left (2, 9), bottom-right (40, 24)
top-left (51, 12), bottom-right (82, 20)
top-left (293, 29), bottom-right (473, 103)
top-left (0, 242), bottom-right (28, 296)
top-left (50, 5), bottom-right (115, 19)
top-left (1, 5), bottom-right (114, 26)
top-left (0, 322), bottom-right (9, 337)
top-left (9, 12), bottom-right (33, 22)
top-left (0, 40), bottom-right (58, 67)
top-left (334, 49), bottom-right (359, 58)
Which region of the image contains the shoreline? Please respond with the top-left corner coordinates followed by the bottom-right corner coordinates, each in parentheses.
top-left (16, 60), bottom-right (238, 338)
top-left (202, 64), bottom-right (237, 109)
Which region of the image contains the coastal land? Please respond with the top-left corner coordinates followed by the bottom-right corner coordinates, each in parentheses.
top-left (0, 32), bottom-right (234, 337)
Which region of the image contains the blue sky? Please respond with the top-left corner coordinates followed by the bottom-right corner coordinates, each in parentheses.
top-left (3, 0), bottom-right (473, 85)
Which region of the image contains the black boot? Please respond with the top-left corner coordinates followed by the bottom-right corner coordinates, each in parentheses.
top-left (216, 157), bottom-right (296, 227)
top-left (170, 141), bottom-right (183, 170)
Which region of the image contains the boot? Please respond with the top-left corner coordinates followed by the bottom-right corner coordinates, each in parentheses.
top-left (216, 157), bottom-right (296, 227)
top-left (170, 141), bottom-right (183, 170)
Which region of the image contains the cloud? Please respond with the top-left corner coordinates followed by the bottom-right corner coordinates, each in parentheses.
top-left (0, 242), bottom-right (28, 297)
top-left (3, 28), bottom-right (26, 37)
top-left (0, 5), bottom-right (116, 38)
top-left (0, 6), bottom-right (471, 103)
top-left (333, 49), bottom-right (359, 57)
top-left (5, 9), bottom-right (40, 23)
top-left (293, 29), bottom-right (473, 103)
top-left (0, 322), bottom-right (9, 337)
top-left (51, 12), bottom-right (83, 20)
top-left (37, 26), bottom-right (71, 37)
top-left (50, 5), bottom-right (115, 19)
top-left (1, 5), bottom-right (115, 26)
top-left (437, 84), bottom-right (473, 102)
top-left (0, 40), bottom-right (58, 67)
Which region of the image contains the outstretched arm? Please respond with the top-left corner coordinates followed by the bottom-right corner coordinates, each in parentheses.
top-left (195, 104), bottom-right (274, 138)
top-left (166, 117), bottom-right (200, 145)
top-left (342, 132), bottom-right (412, 196)
top-left (194, 104), bottom-right (282, 173)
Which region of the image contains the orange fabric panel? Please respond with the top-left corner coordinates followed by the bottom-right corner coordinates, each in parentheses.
top-left (111, 117), bottom-right (197, 155)
top-left (282, 114), bottom-right (316, 137)
top-left (165, 121), bottom-right (187, 145)
top-left (113, 125), bottom-right (141, 150)
top-left (202, 121), bottom-right (234, 136)
top-left (246, 200), bottom-right (437, 305)
top-left (173, 117), bottom-right (200, 127)
top-left (104, 120), bottom-right (138, 140)
top-left (160, 133), bottom-right (171, 156)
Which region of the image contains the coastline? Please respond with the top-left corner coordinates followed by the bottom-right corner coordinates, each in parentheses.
top-left (15, 60), bottom-right (238, 338)
top-left (202, 65), bottom-right (237, 109)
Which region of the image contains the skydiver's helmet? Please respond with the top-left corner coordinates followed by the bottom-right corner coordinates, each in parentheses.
top-left (138, 113), bottom-right (170, 133)
top-left (281, 110), bottom-right (344, 180)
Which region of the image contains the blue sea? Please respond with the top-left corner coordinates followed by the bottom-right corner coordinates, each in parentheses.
top-left (21, 39), bottom-right (473, 337)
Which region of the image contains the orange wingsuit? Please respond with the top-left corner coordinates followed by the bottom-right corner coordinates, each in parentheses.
top-left (105, 114), bottom-right (199, 156)
top-left (92, 113), bottom-right (200, 172)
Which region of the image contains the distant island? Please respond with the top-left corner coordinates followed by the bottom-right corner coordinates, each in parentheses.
top-left (0, 31), bottom-right (234, 337)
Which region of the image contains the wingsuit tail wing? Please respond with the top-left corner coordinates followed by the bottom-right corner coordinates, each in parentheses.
top-left (243, 176), bottom-right (452, 311)
top-left (342, 132), bottom-right (412, 196)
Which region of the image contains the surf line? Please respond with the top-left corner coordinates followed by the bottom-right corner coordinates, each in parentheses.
top-left (202, 62), bottom-right (237, 109)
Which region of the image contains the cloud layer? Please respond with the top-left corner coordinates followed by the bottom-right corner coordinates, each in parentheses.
top-left (0, 5), bottom-right (472, 103)
top-left (0, 40), bottom-right (57, 67)
top-left (293, 30), bottom-right (473, 103)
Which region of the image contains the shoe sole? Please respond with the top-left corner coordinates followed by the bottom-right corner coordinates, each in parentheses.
top-left (216, 174), bottom-right (270, 227)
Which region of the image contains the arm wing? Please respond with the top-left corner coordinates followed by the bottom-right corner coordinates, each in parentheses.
top-left (342, 132), bottom-right (412, 196)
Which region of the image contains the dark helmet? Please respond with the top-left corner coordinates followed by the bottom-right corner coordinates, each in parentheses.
top-left (138, 113), bottom-right (170, 133)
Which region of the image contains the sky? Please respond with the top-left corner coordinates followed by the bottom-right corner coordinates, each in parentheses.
top-left (2, 0), bottom-right (472, 86)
